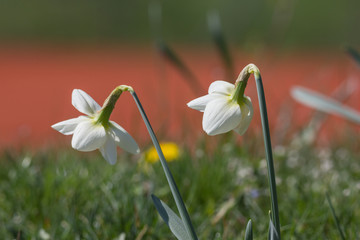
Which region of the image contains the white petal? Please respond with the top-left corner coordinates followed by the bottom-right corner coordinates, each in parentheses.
top-left (110, 121), bottom-right (140, 154)
top-left (187, 94), bottom-right (221, 112)
top-left (51, 116), bottom-right (88, 135)
top-left (72, 89), bottom-right (101, 116)
top-left (71, 120), bottom-right (107, 151)
top-left (99, 135), bottom-right (117, 165)
top-left (208, 81), bottom-right (234, 95)
top-left (203, 97), bottom-right (241, 135)
top-left (234, 96), bottom-right (253, 135)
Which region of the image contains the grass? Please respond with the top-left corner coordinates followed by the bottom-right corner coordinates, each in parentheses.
top-left (0, 133), bottom-right (359, 239)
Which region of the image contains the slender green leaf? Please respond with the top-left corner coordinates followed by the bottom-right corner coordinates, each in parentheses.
top-left (291, 86), bottom-right (360, 124)
top-left (148, 2), bottom-right (202, 95)
top-left (244, 219), bottom-right (253, 240)
top-left (156, 41), bottom-right (202, 95)
top-left (207, 10), bottom-right (234, 80)
top-left (151, 195), bottom-right (189, 240)
top-left (326, 192), bottom-right (346, 240)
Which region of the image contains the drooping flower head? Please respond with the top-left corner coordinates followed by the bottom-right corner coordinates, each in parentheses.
top-left (52, 86), bottom-right (139, 164)
top-left (187, 66), bottom-right (255, 135)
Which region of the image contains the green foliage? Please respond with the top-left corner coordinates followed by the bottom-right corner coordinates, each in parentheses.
top-left (151, 195), bottom-right (188, 240)
top-left (0, 135), bottom-right (359, 239)
top-left (0, 1), bottom-right (359, 47)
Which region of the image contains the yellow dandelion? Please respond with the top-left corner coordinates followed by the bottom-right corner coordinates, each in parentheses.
top-left (144, 142), bottom-right (180, 164)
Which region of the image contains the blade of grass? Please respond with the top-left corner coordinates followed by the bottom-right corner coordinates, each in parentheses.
top-left (326, 192), bottom-right (346, 240)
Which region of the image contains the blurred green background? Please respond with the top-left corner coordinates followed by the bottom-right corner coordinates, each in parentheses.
top-left (1, 0), bottom-right (359, 48)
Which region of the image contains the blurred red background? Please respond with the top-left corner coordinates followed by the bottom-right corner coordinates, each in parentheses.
top-left (1, 44), bottom-right (359, 149)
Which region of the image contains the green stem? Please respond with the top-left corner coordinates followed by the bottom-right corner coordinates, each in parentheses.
top-left (233, 66), bottom-right (250, 104)
top-left (131, 91), bottom-right (198, 240)
top-left (96, 85), bottom-right (134, 128)
top-left (96, 88), bottom-right (122, 128)
top-left (232, 80), bottom-right (247, 104)
top-left (252, 70), bottom-right (281, 238)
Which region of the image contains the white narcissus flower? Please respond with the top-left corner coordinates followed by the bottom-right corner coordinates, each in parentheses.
top-left (291, 86), bottom-right (360, 124)
top-left (187, 80), bottom-right (253, 135)
top-left (52, 89), bottom-right (139, 165)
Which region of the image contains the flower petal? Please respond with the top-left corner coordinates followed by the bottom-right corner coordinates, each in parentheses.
top-left (110, 121), bottom-right (140, 154)
top-left (72, 89), bottom-right (101, 116)
top-left (99, 135), bottom-right (117, 165)
top-left (208, 81), bottom-right (234, 95)
top-left (51, 116), bottom-right (88, 135)
top-left (187, 94), bottom-right (221, 112)
top-left (203, 97), bottom-right (241, 135)
top-left (71, 120), bottom-right (107, 151)
top-left (234, 96), bottom-right (253, 135)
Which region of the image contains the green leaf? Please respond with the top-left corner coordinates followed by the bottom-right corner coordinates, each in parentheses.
top-left (207, 10), bottom-right (234, 80)
top-left (244, 219), bottom-right (253, 240)
top-left (268, 219), bottom-right (279, 240)
top-left (151, 194), bottom-right (189, 240)
top-left (291, 86), bottom-right (360, 124)
top-left (156, 40), bottom-right (202, 95)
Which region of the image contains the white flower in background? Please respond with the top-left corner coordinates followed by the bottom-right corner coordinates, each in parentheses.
top-left (52, 89), bottom-right (139, 164)
top-left (291, 86), bottom-right (360, 124)
top-left (38, 229), bottom-right (50, 240)
top-left (187, 80), bottom-right (253, 135)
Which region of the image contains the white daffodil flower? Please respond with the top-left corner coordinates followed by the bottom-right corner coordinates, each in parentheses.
top-left (291, 86), bottom-right (360, 124)
top-left (52, 89), bottom-right (139, 165)
top-left (187, 80), bottom-right (253, 135)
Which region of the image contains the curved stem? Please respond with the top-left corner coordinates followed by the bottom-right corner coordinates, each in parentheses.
top-left (252, 70), bottom-right (281, 238)
top-left (96, 85), bottom-right (134, 128)
top-left (131, 91), bottom-right (198, 240)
